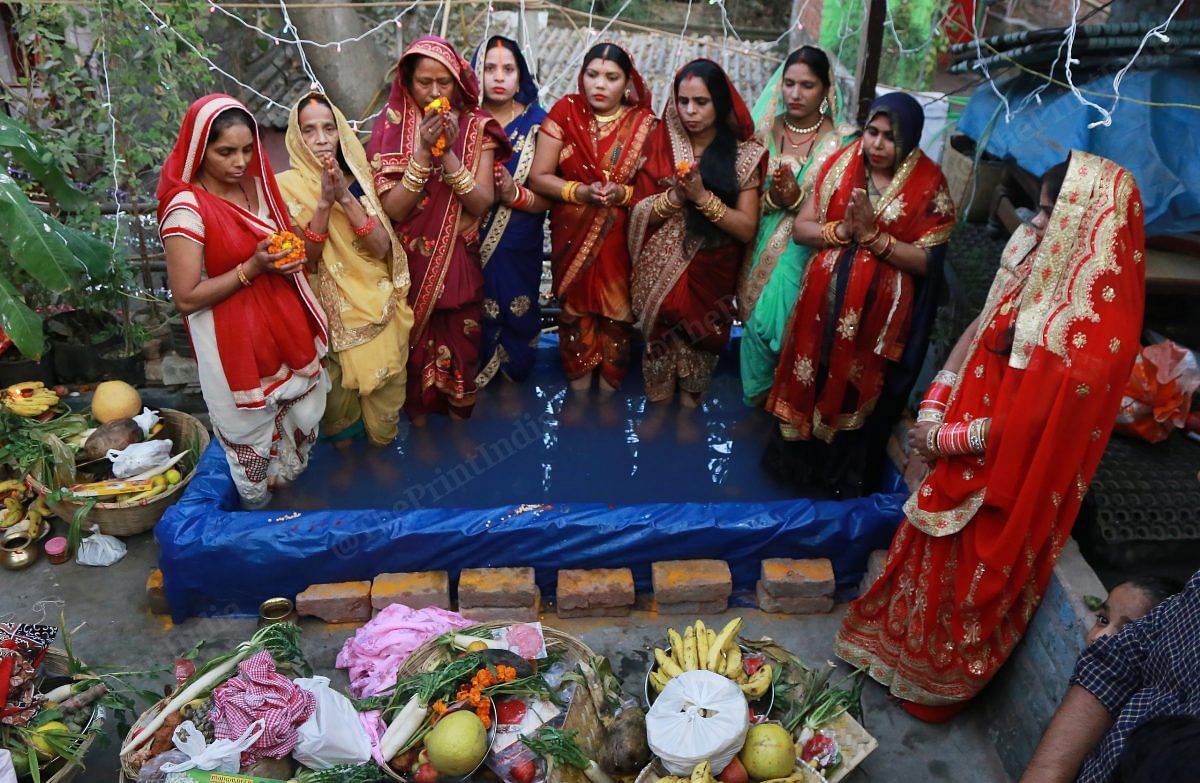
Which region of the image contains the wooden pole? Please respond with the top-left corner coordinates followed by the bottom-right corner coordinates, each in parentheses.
top-left (853, 0), bottom-right (887, 126)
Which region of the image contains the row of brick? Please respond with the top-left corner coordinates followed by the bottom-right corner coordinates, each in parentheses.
top-left (147, 554), bottom-right (889, 624)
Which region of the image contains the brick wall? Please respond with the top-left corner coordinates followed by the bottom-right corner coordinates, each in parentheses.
top-left (983, 538), bottom-right (1106, 779)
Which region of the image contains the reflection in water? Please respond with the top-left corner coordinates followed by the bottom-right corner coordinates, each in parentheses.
top-left (269, 342), bottom-right (792, 511)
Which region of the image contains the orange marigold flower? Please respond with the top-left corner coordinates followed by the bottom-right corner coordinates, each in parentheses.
top-left (432, 699), bottom-right (448, 714)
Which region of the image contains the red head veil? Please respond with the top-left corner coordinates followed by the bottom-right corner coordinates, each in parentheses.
top-left (575, 41), bottom-right (653, 111)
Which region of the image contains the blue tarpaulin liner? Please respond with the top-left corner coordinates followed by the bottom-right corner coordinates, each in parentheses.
top-left (156, 338), bottom-right (906, 621)
top-left (958, 68), bottom-right (1200, 236)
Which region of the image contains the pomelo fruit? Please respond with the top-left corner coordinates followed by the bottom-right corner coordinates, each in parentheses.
top-left (739, 722), bottom-right (794, 781)
top-left (425, 710), bottom-right (489, 777)
top-left (91, 381), bottom-right (142, 424)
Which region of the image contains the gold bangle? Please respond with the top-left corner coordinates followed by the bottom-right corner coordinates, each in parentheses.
top-left (561, 180), bottom-right (581, 204)
top-left (407, 158), bottom-right (432, 177)
top-left (823, 220), bottom-right (850, 247)
top-left (653, 191), bottom-right (681, 219)
top-left (860, 224), bottom-right (882, 247)
top-left (619, 185), bottom-right (633, 207)
top-left (401, 172), bottom-right (426, 193)
top-left (698, 192), bottom-right (727, 223)
top-left (763, 191), bottom-right (780, 212)
top-left (236, 263), bottom-right (252, 287)
top-left (787, 188), bottom-right (806, 212)
top-left (878, 233), bottom-right (897, 260)
top-left (443, 165), bottom-right (475, 196)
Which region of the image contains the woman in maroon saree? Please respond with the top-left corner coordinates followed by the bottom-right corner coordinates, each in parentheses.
top-left (529, 42), bottom-right (657, 392)
top-left (628, 59), bottom-right (766, 404)
top-left (368, 36), bottom-right (511, 423)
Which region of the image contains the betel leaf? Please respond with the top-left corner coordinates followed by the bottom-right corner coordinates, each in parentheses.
top-left (0, 267), bottom-right (46, 358)
top-left (0, 115), bottom-right (88, 211)
top-left (0, 172), bottom-right (92, 292)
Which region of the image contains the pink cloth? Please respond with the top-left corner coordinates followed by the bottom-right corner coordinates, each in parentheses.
top-left (336, 604), bottom-right (472, 698)
top-left (210, 650), bottom-right (316, 765)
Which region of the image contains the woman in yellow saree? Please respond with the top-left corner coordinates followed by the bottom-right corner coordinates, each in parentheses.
top-left (277, 92), bottom-right (414, 446)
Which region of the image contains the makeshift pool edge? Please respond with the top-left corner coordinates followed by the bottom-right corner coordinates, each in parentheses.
top-left (156, 442), bottom-right (907, 621)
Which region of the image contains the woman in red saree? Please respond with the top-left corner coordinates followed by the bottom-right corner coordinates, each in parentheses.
top-left (158, 94), bottom-right (328, 508)
top-left (368, 36), bottom-right (510, 423)
top-left (628, 59), bottom-right (766, 404)
top-left (529, 42), bottom-right (657, 392)
top-left (766, 92), bottom-right (955, 497)
top-left (836, 152), bottom-right (1146, 720)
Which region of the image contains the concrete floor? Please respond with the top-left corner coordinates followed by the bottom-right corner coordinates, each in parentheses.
top-left (3, 532), bottom-right (1011, 783)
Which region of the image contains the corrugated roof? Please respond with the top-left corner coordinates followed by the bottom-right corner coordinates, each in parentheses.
top-left (231, 25), bottom-right (783, 128)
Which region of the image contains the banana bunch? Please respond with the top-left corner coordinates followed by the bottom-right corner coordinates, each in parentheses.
top-left (2, 382), bottom-right (61, 417)
top-left (0, 481), bottom-right (50, 539)
top-left (649, 618), bottom-right (748, 693)
top-left (658, 760), bottom-right (716, 783)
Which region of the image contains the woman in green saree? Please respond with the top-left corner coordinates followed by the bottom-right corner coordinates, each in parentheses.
top-left (738, 46), bottom-right (857, 406)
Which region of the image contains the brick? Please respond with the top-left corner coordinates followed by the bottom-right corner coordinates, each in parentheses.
top-left (144, 358), bottom-right (163, 385)
top-left (142, 338), bottom-right (164, 361)
top-left (761, 558), bottom-right (835, 598)
top-left (461, 589), bottom-right (541, 623)
top-left (146, 569), bottom-right (170, 616)
top-left (756, 581), bottom-right (834, 614)
top-left (655, 598), bottom-right (729, 615)
top-left (557, 605), bottom-right (632, 619)
top-left (161, 354), bottom-right (199, 386)
top-left (557, 568), bottom-right (635, 610)
top-left (297, 581), bottom-right (372, 623)
top-left (372, 571), bottom-right (450, 610)
top-left (458, 567), bottom-right (537, 608)
top-left (652, 560), bottom-right (732, 604)
top-left (858, 550), bottom-right (889, 596)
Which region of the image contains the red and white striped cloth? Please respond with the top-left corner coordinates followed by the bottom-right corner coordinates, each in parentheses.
top-left (210, 650), bottom-right (315, 765)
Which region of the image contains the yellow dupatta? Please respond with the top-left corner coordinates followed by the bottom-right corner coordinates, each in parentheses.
top-left (277, 93), bottom-right (414, 397)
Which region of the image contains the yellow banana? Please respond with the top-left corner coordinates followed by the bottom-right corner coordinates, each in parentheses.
top-left (649, 670), bottom-right (670, 693)
top-left (0, 509), bottom-right (22, 528)
top-left (122, 484), bottom-right (167, 503)
top-left (667, 628), bottom-right (686, 668)
top-left (723, 644), bottom-right (743, 679)
top-left (739, 663), bottom-right (773, 699)
top-left (706, 617), bottom-right (743, 671)
top-left (30, 496), bottom-right (50, 517)
top-left (759, 773), bottom-right (807, 783)
top-left (682, 626), bottom-right (697, 670)
top-left (690, 761), bottom-right (713, 783)
top-left (654, 648), bottom-right (684, 679)
top-left (0, 479), bottom-right (24, 494)
top-left (695, 620), bottom-right (710, 671)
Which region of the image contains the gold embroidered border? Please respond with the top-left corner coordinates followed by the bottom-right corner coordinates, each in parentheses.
top-left (904, 486), bottom-right (987, 537)
top-left (480, 123), bottom-right (540, 268)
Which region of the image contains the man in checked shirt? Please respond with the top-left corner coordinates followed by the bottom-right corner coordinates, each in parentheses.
top-left (1020, 568), bottom-right (1199, 782)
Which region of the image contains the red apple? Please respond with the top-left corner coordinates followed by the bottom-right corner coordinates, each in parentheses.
top-left (718, 756), bottom-right (749, 783)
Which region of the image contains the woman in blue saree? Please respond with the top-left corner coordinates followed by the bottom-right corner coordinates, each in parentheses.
top-left (471, 35), bottom-right (551, 386)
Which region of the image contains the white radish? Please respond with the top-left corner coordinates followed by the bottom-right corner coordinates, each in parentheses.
top-left (378, 693), bottom-right (429, 761)
top-left (43, 683), bottom-right (76, 703)
top-left (583, 760), bottom-right (617, 783)
top-left (120, 652), bottom-right (249, 756)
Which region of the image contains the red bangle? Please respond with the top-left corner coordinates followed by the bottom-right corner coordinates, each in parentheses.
top-left (302, 224), bottom-right (329, 243)
top-left (352, 215), bottom-right (377, 237)
top-left (936, 422), bottom-right (972, 456)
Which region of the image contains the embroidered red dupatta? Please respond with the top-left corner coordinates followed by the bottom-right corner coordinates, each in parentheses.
top-left (627, 59), bottom-right (766, 350)
top-left (157, 94), bottom-right (327, 409)
top-left (542, 48), bottom-right (656, 316)
top-left (367, 36), bottom-right (511, 346)
top-left (836, 152), bottom-right (1146, 706)
top-left (767, 139), bottom-right (955, 442)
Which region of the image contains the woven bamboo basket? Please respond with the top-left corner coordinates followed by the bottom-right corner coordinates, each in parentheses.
top-left (383, 623), bottom-right (601, 783)
top-left (36, 647), bottom-right (105, 783)
top-left (29, 408), bottom-right (209, 537)
top-left (117, 693), bottom-right (172, 782)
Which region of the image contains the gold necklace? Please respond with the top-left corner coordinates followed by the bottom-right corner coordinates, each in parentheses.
top-left (783, 116), bottom-right (823, 135)
top-left (594, 106), bottom-right (626, 125)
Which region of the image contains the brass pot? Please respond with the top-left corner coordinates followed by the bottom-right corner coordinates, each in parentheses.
top-left (0, 531), bottom-right (39, 571)
top-left (258, 597), bottom-right (298, 627)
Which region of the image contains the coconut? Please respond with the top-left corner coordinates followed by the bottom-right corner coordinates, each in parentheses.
top-left (739, 723), bottom-right (795, 781)
top-left (91, 380), bottom-right (142, 424)
top-left (425, 710), bottom-right (488, 777)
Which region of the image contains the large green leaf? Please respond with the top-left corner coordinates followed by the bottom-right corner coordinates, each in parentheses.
top-left (58, 221), bottom-right (114, 278)
top-left (0, 115), bottom-right (88, 211)
top-left (0, 267), bottom-right (46, 359)
top-left (0, 172), bottom-right (91, 292)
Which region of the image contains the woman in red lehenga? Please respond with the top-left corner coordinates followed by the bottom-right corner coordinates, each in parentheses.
top-left (765, 92), bottom-right (956, 498)
top-left (368, 36), bottom-right (511, 424)
top-left (529, 42), bottom-right (657, 392)
top-left (159, 94), bottom-right (328, 509)
top-left (627, 59), bottom-right (766, 405)
top-left (836, 152), bottom-right (1146, 721)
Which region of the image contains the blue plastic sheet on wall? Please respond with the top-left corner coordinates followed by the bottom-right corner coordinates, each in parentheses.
top-left (157, 442), bottom-right (905, 621)
top-left (958, 68), bottom-right (1200, 236)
